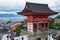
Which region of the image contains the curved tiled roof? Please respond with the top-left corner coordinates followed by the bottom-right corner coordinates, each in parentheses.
top-left (18, 2), bottom-right (58, 14)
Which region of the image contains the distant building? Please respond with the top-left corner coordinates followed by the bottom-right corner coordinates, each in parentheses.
top-left (55, 19), bottom-right (60, 23)
top-left (11, 23), bottom-right (21, 31)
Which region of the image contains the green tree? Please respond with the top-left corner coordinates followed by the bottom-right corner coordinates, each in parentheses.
top-left (49, 18), bottom-right (55, 29)
top-left (55, 15), bottom-right (60, 19)
top-left (14, 21), bottom-right (26, 36)
top-left (5, 21), bottom-right (11, 24)
top-left (55, 23), bottom-right (60, 30)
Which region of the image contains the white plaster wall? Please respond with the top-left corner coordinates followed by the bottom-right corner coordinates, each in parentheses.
top-left (27, 22), bottom-right (33, 32)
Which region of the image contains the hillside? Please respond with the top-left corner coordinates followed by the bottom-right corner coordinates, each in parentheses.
top-left (55, 15), bottom-right (60, 19)
top-left (0, 14), bottom-right (20, 17)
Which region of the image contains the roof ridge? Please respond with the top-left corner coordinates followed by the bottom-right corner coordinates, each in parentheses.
top-left (26, 2), bottom-right (48, 6)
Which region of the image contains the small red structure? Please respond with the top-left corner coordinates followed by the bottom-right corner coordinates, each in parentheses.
top-left (18, 2), bottom-right (58, 32)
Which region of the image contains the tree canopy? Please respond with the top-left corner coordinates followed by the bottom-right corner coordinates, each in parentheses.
top-left (14, 21), bottom-right (26, 36)
top-left (54, 23), bottom-right (60, 30)
top-left (55, 15), bottom-right (60, 19)
top-left (49, 18), bottom-right (55, 29)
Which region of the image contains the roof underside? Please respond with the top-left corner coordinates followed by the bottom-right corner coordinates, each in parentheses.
top-left (18, 2), bottom-right (58, 14)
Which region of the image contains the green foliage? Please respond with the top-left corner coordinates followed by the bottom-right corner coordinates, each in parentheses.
top-left (6, 21), bottom-right (11, 24)
top-left (14, 21), bottom-right (26, 32)
top-left (55, 23), bottom-right (60, 30)
top-left (14, 21), bottom-right (26, 36)
top-left (49, 18), bottom-right (55, 29)
top-left (55, 15), bottom-right (60, 19)
top-left (14, 25), bottom-right (22, 32)
top-left (20, 21), bottom-right (26, 26)
top-left (55, 23), bottom-right (60, 27)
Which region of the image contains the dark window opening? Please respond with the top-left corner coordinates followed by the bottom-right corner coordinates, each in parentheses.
top-left (41, 23), bottom-right (44, 28)
top-left (38, 23), bottom-right (41, 30)
top-left (45, 23), bottom-right (48, 27)
top-left (33, 23), bottom-right (37, 32)
top-left (34, 23), bottom-right (37, 28)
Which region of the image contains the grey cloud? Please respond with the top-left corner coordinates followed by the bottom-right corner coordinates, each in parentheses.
top-left (0, 0), bottom-right (26, 12)
top-left (49, 0), bottom-right (60, 12)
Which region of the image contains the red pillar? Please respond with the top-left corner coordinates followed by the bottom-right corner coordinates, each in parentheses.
top-left (37, 22), bottom-right (38, 32)
top-left (44, 23), bottom-right (46, 31)
top-left (48, 23), bottom-right (49, 30)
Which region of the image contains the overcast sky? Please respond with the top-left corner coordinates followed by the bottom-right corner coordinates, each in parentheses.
top-left (0, 0), bottom-right (26, 12)
top-left (0, 0), bottom-right (26, 14)
top-left (0, 0), bottom-right (60, 16)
